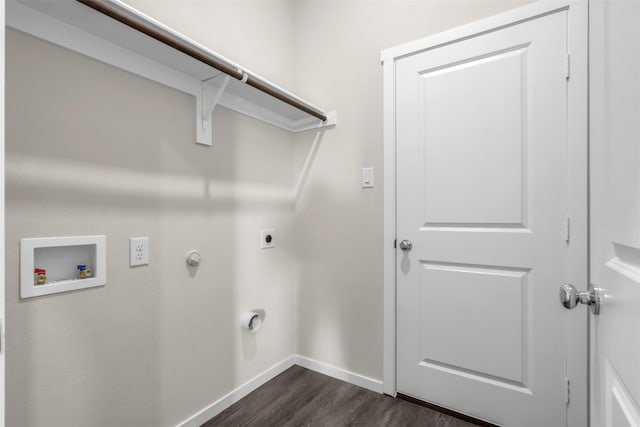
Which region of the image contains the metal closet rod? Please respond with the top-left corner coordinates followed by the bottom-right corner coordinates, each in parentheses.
top-left (76, 0), bottom-right (328, 122)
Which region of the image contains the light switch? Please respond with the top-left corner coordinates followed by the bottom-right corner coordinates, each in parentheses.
top-left (362, 167), bottom-right (374, 188)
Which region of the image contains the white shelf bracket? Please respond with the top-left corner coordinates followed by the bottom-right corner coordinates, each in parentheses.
top-left (196, 74), bottom-right (231, 146)
top-left (8, 1), bottom-right (336, 140)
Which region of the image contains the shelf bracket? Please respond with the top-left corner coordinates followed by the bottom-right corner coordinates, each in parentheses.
top-left (196, 74), bottom-right (231, 146)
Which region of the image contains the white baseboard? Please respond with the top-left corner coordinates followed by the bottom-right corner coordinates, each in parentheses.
top-left (177, 355), bottom-right (296, 427)
top-left (293, 355), bottom-right (383, 394)
top-left (177, 354), bottom-right (383, 426)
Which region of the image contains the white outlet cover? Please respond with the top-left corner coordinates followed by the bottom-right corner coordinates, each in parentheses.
top-left (129, 237), bottom-right (149, 266)
top-left (260, 229), bottom-right (275, 249)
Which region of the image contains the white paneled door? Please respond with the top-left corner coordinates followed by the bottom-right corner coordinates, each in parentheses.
top-left (590, 1), bottom-right (640, 426)
top-left (395, 10), bottom-right (579, 426)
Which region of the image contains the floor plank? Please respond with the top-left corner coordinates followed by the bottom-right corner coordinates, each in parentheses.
top-left (202, 366), bottom-right (479, 427)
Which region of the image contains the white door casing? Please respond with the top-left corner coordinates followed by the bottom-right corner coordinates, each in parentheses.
top-left (590, 0), bottom-right (640, 426)
top-left (382, 2), bottom-right (588, 426)
top-left (0, 0), bottom-right (5, 425)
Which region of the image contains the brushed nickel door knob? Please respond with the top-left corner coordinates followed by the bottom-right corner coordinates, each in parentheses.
top-left (399, 240), bottom-right (413, 251)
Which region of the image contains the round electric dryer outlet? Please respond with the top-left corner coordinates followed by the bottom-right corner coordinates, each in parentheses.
top-left (260, 229), bottom-right (275, 249)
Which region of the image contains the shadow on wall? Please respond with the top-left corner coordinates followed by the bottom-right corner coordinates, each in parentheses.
top-left (5, 28), bottom-right (296, 427)
top-left (292, 119), bottom-right (381, 377)
top-left (294, 179), bottom-right (370, 371)
top-left (294, 130), bottom-right (326, 202)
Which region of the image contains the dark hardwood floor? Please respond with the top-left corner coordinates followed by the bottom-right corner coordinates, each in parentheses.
top-left (202, 365), bottom-right (479, 427)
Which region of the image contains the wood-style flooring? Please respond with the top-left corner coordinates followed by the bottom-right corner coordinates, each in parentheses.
top-left (202, 365), bottom-right (479, 427)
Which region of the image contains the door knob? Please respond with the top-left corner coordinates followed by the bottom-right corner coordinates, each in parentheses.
top-left (399, 240), bottom-right (413, 251)
top-left (559, 283), bottom-right (600, 315)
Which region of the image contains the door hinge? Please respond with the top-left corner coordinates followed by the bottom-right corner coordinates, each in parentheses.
top-left (565, 378), bottom-right (570, 404)
top-left (565, 216), bottom-right (571, 243)
top-left (565, 54), bottom-right (571, 80)
top-left (394, 239), bottom-right (397, 249)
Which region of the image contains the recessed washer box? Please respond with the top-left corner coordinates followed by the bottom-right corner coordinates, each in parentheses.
top-left (20, 235), bottom-right (106, 299)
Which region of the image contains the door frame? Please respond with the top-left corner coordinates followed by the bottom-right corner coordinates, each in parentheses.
top-left (381, 1), bottom-right (588, 425)
top-left (1, 0), bottom-right (5, 425)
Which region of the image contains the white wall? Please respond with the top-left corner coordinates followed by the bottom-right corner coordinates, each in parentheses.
top-left (5, 1), bottom-right (533, 425)
top-left (123, 0), bottom-right (294, 88)
top-left (5, 1), bottom-right (296, 424)
top-left (292, 0), bottom-right (533, 381)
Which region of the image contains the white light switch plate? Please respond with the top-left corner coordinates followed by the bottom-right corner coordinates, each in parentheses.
top-left (362, 167), bottom-right (374, 188)
top-left (130, 237), bottom-right (149, 266)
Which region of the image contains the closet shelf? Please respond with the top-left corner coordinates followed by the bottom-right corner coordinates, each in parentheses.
top-left (7, 0), bottom-right (337, 146)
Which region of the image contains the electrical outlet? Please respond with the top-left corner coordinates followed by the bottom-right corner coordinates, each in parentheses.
top-left (130, 237), bottom-right (149, 266)
top-left (260, 229), bottom-right (275, 249)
